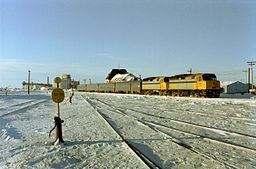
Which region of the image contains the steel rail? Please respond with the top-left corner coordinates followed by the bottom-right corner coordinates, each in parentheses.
top-left (81, 95), bottom-right (162, 169)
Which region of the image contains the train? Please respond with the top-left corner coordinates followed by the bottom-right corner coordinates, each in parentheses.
top-left (77, 73), bottom-right (221, 98)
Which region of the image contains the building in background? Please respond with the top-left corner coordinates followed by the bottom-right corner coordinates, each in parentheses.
top-left (60, 74), bottom-right (71, 90)
top-left (22, 74), bottom-right (80, 90)
top-left (105, 69), bottom-right (138, 83)
top-left (52, 74), bottom-right (80, 89)
top-left (71, 80), bottom-right (80, 89)
top-left (22, 81), bottom-right (52, 90)
top-left (221, 81), bottom-right (248, 94)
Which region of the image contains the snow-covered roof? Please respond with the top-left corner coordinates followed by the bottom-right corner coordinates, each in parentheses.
top-left (105, 69), bottom-right (128, 81)
top-left (105, 68), bottom-right (138, 82)
top-left (110, 73), bottom-right (137, 82)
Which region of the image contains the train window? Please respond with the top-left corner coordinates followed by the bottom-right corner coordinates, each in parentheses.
top-left (203, 74), bottom-right (217, 80)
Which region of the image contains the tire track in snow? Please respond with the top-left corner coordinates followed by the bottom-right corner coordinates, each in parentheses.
top-left (0, 99), bottom-right (48, 117)
top-left (0, 100), bottom-right (37, 110)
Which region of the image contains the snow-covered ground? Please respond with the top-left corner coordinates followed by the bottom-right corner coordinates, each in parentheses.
top-left (0, 91), bottom-right (256, 168)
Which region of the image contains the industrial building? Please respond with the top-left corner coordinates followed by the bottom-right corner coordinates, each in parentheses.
top-left (54, 74), bottom-right (80, 89)
top-left (22, 81), bottom-right (52, 90)
top-left (221, 81), bottom-right (248, 94)
top-left (22, 74), bottom-right (80, 91)
top-left (60, 74), bottom-right (72, 89)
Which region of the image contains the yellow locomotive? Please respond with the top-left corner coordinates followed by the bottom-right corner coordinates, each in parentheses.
top-left (141, 73), bottom-right (220, 97)
top-left (141, 76), bottom-right (169, 95)
top-left (169, 73), bottom-right (220, 97)
top-left (77, 73), bottom-right (221, 98)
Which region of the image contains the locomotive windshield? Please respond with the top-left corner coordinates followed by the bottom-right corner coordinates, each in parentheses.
top-left (202, 74), bottom-right (217, 80)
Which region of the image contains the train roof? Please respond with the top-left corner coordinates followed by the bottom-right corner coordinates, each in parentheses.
top-left (170, 74), bottom-right (196, 79)
top-left (143, 76), bottom-right (171, 81)
top-left (170, 73), bottom-right (216, 80)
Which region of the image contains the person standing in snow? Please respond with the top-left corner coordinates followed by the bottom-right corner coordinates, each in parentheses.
top-left (69, 89), bottom-right (74, 104)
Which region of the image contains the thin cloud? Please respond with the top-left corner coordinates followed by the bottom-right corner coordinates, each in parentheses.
top-left (0, 59), bottom-right (83, 73)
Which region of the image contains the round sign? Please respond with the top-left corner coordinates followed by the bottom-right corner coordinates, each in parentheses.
top-left (52, 88), bottom-right (65, 103)
top-left (54, 77), bottom-right (62, 84)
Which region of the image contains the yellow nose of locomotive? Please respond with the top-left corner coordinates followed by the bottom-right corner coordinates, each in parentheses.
top-left (207, 80), bottom-right (220, 89)
top-left (195, 80), bottom-right (220, 90)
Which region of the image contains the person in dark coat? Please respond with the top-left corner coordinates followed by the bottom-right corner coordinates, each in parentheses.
top-left (69, 90), bottom-right (74, 104)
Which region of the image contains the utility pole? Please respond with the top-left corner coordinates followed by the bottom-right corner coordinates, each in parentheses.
top-left (187, 68), bottom-right (192, 74)
top-left (248, 67), bottom-right (251, 91)
top-left (139, 74), bottom-right (142, 94)
top-left (28, 70), bottom-right (31, 95)
top-left (242, 70), bottom-right (247, 84)
top-left (247, 61), bottom-right (256, 90)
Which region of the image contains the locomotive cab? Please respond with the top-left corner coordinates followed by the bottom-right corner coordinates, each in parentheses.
top-left (202, 74), bottom-right (217, 81)
top-left (195, 73), bottom-right (220, 97)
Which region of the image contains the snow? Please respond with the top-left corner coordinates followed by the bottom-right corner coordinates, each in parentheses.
top-left (0, 91), bottom-right (256, 168)
top-left (110, 73), bottom-right (137, 82)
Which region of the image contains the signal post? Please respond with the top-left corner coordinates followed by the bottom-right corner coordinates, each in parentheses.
top-left (50, 77), bottom-right (65, 145)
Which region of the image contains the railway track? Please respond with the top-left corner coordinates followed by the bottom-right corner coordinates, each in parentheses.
top-left (99, 108), bottom-right (238, 168)
top-left (135, 120), bottom-right (239, 169)
top-left (140, 119), bottom-right (256, 152)
top-left (95, 96), bottom-right (256, 124)
top-left (81, 95), bottom-right (162, 169)
top-left (123, 108), bottom-right (256, 151)
top-left (82, 95), bottom-right (238, 169)
top-left (0, 99), bottom-right (48, 117)
top-left (160, 107), bottom-right (256, 124)
top-left (123, 107), bottom-right (256, 145)
top-left (89, 97), bottom-right (256, 139)
top-left (83, 95), bottom-right (256, 168)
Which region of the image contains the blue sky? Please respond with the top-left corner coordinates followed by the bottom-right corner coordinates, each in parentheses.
top-left (0, 0), bottom-right (256, 87)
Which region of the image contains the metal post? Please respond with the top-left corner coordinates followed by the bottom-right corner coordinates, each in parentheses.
top-left (54, 116), bottom-right (64, 144)
top-left (50, 77), bottom-right (65, 145)
top-left (248, 67), bottom-right (251, 91)
top-left (28, 70), bottom-right (31, 95)
top-left (57, 103), bottom-right (60, 117)
top-left (139, 74), bottom-right (142, 94)
top-left (252, 66), bottom-right (254, 89)
top-left (247, 61), bottom-right (256, 90)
